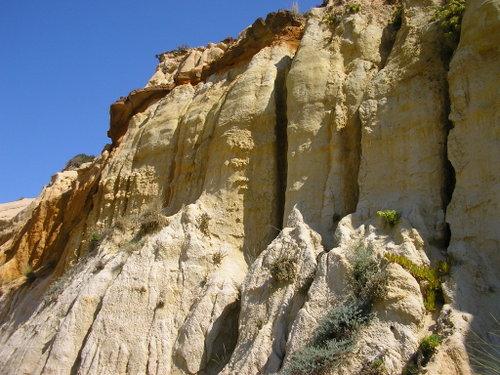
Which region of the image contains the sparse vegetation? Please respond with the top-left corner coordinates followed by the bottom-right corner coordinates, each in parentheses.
top-left (284, 243), bottom-right (387, 375)
top-left (270, 257), bottom-right (297, 284)
top-left (469, 316), bottom-right (500, 375)
top-left (420, 334), bottom-right (442, 363)
top-left (89, 232), bottom-right (103, 252)
top-left (433, 0), bottom-right (466, 46)
top-left (212, 251), bottom-right (227, 266)
top-left (199, 213), bottom-right (210, 235)
top-left (137, 207), bottom-right (169, 237)
top-left (377, 209), bottom-right (400, 227)
top-left (349, 244), bottom-right (388, 305)
top-left (23, 265), bottom-right (37, 283)
top-left (347, 3), bottom-right (361, 14)
top-left (291, 1), bottom-right (300, 14)
top-left (361, 357), bottom-right (388, 375)
top-left (403, 334), bottom-right (442, 374)
top-left (384, 253), bottom-right (445, 311)
top-left (63, 153), bottom-right (95, 171)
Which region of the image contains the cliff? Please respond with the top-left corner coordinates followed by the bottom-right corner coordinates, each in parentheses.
top-left (0, 1), bottom-right (498, 374)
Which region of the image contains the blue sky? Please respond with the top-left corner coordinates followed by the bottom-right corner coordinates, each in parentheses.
top-left (0, 0), bottom-right (318, 203)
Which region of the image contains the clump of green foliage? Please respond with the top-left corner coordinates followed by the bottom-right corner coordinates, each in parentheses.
top-left (420, 334), bottom-right (442, 362)
top-left (285, 299), bottom-right (371, 375)
top-left (349, 244), bottom-right (388, 305)
top-left (361, 357), bottom-right (388, 375)
top-left (347, 3), bottom-right (361, 13)
top-left (63, 153), bottom-right (95, 171)
top-left (403, 334), bottom-right (442, 374)
top-left (377, 210), bottom-right (400, 226)
top-left (271, 257), bottom-right (297, 284)
top-left (384, 253), bottom-right (445, 311)
top-left (433, 0), bottom-right (466, 45)
top-left (89, 232), bottom-right (103, 252)
top-left (284, 243), bottom-right (387, 375)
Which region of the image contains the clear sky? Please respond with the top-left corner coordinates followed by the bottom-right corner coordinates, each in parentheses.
top-left (0, 0), bottom-right (319, 203)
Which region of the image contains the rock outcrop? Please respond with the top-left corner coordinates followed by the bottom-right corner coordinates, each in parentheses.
top-left (0, 2), bottom-right (498, 375)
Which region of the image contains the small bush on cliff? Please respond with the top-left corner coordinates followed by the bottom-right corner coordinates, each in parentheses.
top-left (63, 153), bottom-right (95, 171)
top-left (384, 253), bottom-right (445, 311)
top-left (403, 334), bottom-right (442, 373)
top-left (361, 357), bottom-right (388, 375)
top-left (433, 0), bottom-right (466, 46)
top-left (377, 209), bottom-right (400, 227)
top-left (212, 250), bottom-right (227, 266)
top-left (89, 232), bottom-right (103, 252)
top-left (349, 243), bottom-right (388, 304)
top-left (284, 243), bottom-right (387, 375)
top-left (137, 208), bottom-right (169, 237)
top-left (23, 265), bottom-right (37, 283)
top-left (271, 257), bottom-right (297, 284)
top-left (346, 3), bottom-right (361, 14)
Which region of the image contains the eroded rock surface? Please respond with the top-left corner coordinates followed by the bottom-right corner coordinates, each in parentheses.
top-left (0, 1), bottom-right (498, 374)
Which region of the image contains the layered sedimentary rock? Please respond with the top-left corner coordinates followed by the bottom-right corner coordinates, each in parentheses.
top-left (0, 1), bottom-right (498, 374)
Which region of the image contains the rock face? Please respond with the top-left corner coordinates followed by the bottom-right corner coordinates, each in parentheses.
top-left (0, 2), bottom-right (498, 375)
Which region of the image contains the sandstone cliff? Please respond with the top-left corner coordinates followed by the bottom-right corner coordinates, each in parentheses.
top-left (0, 1), bottom-right (498, 374)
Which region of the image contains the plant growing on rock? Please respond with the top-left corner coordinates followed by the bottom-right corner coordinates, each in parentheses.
top-left (346, 3), bottom-right (361, 13)
top-left (433, 0), bottom-right (466, 46)
top-left (377, 209), bottom-right (400, 226)
top-left (469, 316), bottom-right (500, 375)
top-left (285, 243), bottom-right (387, 375)
top-left (349, 243), bottom-right (388, 305)
top-left (137, 208), bottom-right (169, 237)
top-left (271, 256), bottom-right (297, 284)
top-left (384, 253), bottom-right (445, 311)
top-left (89, 232), bottom-right (103, 252)
top-left (199, 213), bottom-right (210, 236)
top-left (403, 334), bottom-right (442, 373)
top-left (23, 265), bottom-right (37, 283)
top-left (361, 357), bottom-right (388, 375)
top-left (63, 153), bottom-right (95, 171)
top-left (212, 250), bottom-right (227, 266)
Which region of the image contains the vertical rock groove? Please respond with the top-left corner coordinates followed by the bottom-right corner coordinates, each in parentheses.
top-left (274, 56), bottom-right (291, 229)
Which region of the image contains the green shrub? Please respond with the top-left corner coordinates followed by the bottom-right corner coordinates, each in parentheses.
top-left (284, 243), bottom-right (387, 375)
top-left (313, 300), bottom-right (371, 346)
top-left (377, 210), bottom-right (400, 226)
top-left (420, 334), bottom-right (442, 363)
top-left (349, 244), bottom-right (387, 304)
top-left (271, 257), bottom-right (297, 284)
top-left (89, 233), bottom-right (102, 252)
top-left (433, 0), bottom-right (466, 45)
top-left (63, 153), bottom-right (95, 171)
top-left (347, 3), bottom-right (361, 13)
top-left (361, 357), bottom-right (388, 375)
top-left (384, 253), bottom-right (444, 311)
top-left (285, 300), bottom-right (371, 375)
top-left (284, 339), bottom-right (353, 375)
